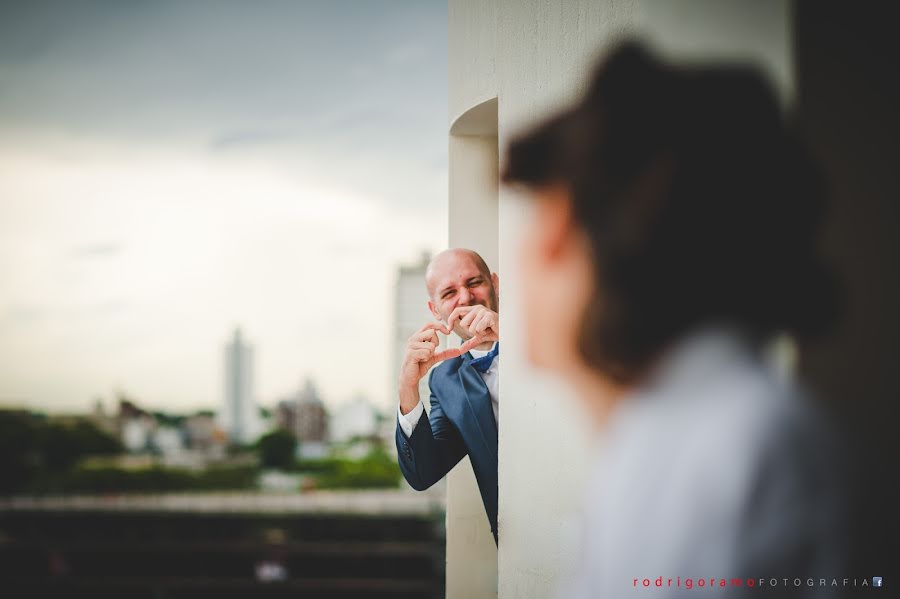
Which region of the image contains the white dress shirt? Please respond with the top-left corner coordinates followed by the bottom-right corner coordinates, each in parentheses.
top-left (398, 342), bottom-right (499, 437)
top-left (559, 327), bottom-right (845, 598)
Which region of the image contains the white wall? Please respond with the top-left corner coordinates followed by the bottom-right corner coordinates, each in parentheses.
top-left (493, 4), bottom-right (641, 597)
top-left (449, 1), bottom-right (794, 597)
top-left (638, 0), bottom-right (793, 103)
top-left (445, 97), bottom-right (500, 599)
top-left (447, 8), bottom-right (502, 595)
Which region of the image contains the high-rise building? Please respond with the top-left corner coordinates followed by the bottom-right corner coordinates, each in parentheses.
top-left (294, 378), bottom-right (328, 443)
top-left (274, 378), bottom-right (329, 459)
top-left (274, 399), bottom-right (297, 434)
top-left (221, 327), bottom-right (259, 445)
top-left (391, 252), bottom-right (435, 414)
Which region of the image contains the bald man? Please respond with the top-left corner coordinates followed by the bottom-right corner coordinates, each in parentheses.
top-left (396, 248), bottom-right (500, 544)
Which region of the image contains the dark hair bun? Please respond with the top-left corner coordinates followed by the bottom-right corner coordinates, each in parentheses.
top-left (504, 41), bottom-right (839, 381)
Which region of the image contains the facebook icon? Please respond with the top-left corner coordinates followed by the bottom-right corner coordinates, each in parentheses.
top-left (873, 577), bottom-right (883, 587)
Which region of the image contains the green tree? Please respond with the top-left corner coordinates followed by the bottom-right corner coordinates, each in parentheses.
top-left (0, 411), bottom-right (122, 494)
top-left (256, 430), bottom-right (297, 470)
top-left (40, 420), bottom-right (122, 472)
top-left (0, 410), bottom-right (41, 494)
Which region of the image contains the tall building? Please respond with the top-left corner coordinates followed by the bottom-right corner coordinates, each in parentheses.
top-left (274, 378), bottom-right (329, 459)
top-left (274, 399), bottom-right (297, 434)
top-left (391, 252), bottom-right (435, 415)
top-left (221, 328), bottom-right (259, 445)
top-left (275, 378), bottom-right (329, 442)
top-left (294, 378), bottom-right (328, 443)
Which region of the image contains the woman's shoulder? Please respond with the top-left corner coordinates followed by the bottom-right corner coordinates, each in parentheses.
top-left (587, 331), bottom-right (846, 581)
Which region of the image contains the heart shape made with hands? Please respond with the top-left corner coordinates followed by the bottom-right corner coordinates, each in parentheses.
top-left (445, 305), bottom-right (498, 339)
top-left (427, 321), bottom-right (491, 364)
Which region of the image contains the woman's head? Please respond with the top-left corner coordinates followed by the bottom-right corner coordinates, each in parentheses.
top-left (504, 42), bottom-right (837, 384)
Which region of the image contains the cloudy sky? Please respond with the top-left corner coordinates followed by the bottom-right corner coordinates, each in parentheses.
top-left (0, 1), bottom-right (447, 414)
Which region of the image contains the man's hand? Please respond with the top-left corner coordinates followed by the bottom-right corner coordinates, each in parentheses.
top-left (446, 304), bottom-right (499, 344)
top-left (398, 321), bottom-right (488, 414)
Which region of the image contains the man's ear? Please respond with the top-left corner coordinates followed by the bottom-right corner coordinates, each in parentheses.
top-left (491, 272), bottom-right (500, 302)
top-left (427, 300), bottom-right (442, 321)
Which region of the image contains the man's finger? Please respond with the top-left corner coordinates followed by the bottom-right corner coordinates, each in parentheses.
top-left (410, 322), bottom-right (449, 343)
top-left (411, 329), bottom-right (441, 344)
top-left (480, 330), bottom-right (499, 343)
top-left (458, 335), bottom-right (487, 354)
top-left (409, 348), bottom-right (435, 362)
top-left (431, 333), bottom-right (489, 364)
top-left (409, 341), bottom-right (436, 352)
top-left (446, 305), bottom-right (476, 331)
top-left (420, 321), bottom-right (450, 335)
top-left (459, 307), bottom-right (483, 329)
top-left (469, 312), bottom-right (489, 335)
top-left (474, 312), bottom-right (495, 334)
top-left (432, 346), bottom-right (465, 362)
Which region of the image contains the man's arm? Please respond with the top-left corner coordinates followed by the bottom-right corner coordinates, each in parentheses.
top-left (396, 370), bottom-right (468, 490)
top-left (397, 399), bottom-right (424, 438)
top-left (395, 320), bottom-right (484, 490)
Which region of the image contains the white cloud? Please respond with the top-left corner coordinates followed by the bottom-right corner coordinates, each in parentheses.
top-left (0, 142), bottom-right (444, 414)
top-left (0, 1), bottom-right (448, 415)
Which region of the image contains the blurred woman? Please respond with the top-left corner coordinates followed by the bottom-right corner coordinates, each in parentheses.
top-left (503, 43), bottom-right (846, 597)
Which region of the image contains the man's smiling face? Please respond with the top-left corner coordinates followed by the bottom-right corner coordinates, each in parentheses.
top-left (426, 249), bottom-right (498, 338)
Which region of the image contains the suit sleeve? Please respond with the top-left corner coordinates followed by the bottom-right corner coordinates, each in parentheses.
top-left (395, 369), bottom-right (468, 491)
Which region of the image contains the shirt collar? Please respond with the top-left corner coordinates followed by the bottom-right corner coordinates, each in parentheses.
top-left (468, 341), bottom-right (498, 359)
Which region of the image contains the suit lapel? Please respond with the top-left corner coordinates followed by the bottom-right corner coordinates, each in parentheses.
top-left (458, 353), bottom-right (498, 458)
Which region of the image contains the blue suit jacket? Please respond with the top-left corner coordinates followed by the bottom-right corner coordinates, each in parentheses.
top-left (396, 352), bottom-right (499, 544)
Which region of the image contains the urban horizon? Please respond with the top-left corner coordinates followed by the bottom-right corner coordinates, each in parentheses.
top-left (0, 255), bottom-right (433, 419)
top-left (0, 1), bottom-right (448, 419)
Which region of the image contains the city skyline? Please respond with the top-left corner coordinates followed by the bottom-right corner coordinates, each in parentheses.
top-left (2, 318), bottom-right (412, 416)
top-left (0, 2), bottom-right (448, 414)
